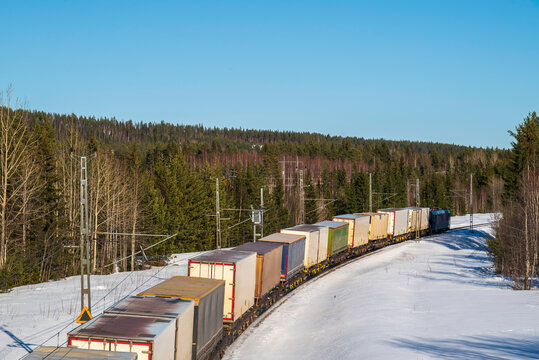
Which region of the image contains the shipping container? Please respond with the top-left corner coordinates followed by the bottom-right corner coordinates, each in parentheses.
top-left (138, 277), bottom-right (224, 360)
top-left (407, 206), bottom-right (430, 231)
top-left (23, 347), bottom-right (138, 360)
top-left (188, 250), bottom-right (256, 323)
top-left (377, 208), bottom-right (409, 237)
top-left (235, 241), bottom-right (282, 298)
top-left (430, 208), bottom-right (451, 233)
top-left (105, 296), bottom-right (193, 360)
top-left (404, 207), bottom-right (422, 232)
top-left (355, 213), bottom-right (389, 241)
top-left (258, 233), bottom-right (306, 281)
top-left (68, 314), bottom-right (176, 360)
top-left (332, 214), bottom-right (369, 248)
top-left (419, 207), bottom-right (430, 230)
top-left (281, 224), bottom-right (327, 268)
top-left (313, 221), bottom-right (348, 257)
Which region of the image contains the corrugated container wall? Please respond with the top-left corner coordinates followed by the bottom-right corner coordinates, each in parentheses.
top-left (235, 242), bottom-right (282, 298)
top-left (404, 207), bottom-right (421, 232)
top-left (105, 296), bottom-right (194, 360)
top-left (281, 224), bottom-right (325, 268)
top-left (188, 250), bottom-right (256, 323)
top-left (23, 347), bottom-right (138, 360)
top-left (420, 207), bottom-right (430, 230)
top-left (377, 208), bottom-right (409, 237)
top-left (356, 213), bottom-right (389, 240)
top-left (68, 314), bottom-right (176, 360)
top-left (138, 276), bottom-right (225, 360)
top-left (258, 233), bottom-right (306, 280)
top-left (313, 221), bottom-right (348, 257)
top-left (332, 214), bottom-right (369, 248)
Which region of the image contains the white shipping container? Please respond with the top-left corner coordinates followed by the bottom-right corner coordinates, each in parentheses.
top-left (188, 250), bottom-right (256, 323)
top-left (105, 296), bottom-right (194, 360)
top-left (377, 208), bottom-right (409, 237)
top-left (281, 225), bottom-right (322, 268)
top-left (405, 207), bottom-right (429, 231)
top-left (68, 314), bottom-right (176, 360)
top-left (420, 207), bottom-right (430, 230)
top-left (316, 225), bottom-right (329, 261)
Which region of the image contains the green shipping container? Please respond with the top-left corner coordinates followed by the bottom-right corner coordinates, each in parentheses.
top-left (314, 220), bottom-right (349, 257)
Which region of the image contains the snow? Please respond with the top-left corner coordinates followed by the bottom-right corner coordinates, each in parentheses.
top-left (2, 214), bottom-right (538, 360)
top-left (0, 251), bottom-right (202, 360)
top-left (223, 214), bottom-right (539, 360)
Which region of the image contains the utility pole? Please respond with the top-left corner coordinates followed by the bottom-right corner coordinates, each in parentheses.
top-left (369, 173), bottom-right (372, 212)
top-left (470, 173), bottom-right (473, 233)
top-left (78, 156), bottom-right (91, 313)
top-left (260, 188), bottom-right (264, 238)
top-left (215, 178), bottom-right (221, 249)
top-left (299, 170), bottom-right (305, 224)
top-left (416, 178), bottom-right (420, 207)
top-left (282, 156), bottom-right (285, 191)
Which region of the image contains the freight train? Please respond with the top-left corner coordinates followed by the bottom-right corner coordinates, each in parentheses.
top-left (26, 207), bottom-right (451, 360)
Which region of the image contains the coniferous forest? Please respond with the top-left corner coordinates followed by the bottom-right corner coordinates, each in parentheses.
top-left (0, 93), bottom-right (512, 290)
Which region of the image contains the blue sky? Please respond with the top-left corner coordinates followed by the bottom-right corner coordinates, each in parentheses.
top-left (2, 0), bottom-right (538, 148)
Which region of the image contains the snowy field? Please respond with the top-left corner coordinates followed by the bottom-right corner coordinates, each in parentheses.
top-left (0, 252), bottom-right (202, 359)
top-left (224, 214), bottom-right (539, 360)
top-left (1, 214), bottom-right (538, 359)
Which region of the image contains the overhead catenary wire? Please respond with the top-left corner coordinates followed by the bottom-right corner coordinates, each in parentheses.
top-left (101, 233), bottom-right (178, 269)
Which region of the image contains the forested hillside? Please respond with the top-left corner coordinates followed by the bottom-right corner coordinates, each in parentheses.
top-left (0, 101), bottom-right (508, 289)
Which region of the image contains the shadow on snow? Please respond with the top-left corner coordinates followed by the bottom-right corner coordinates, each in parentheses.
top-left (386, 335), bottom-right (539, 360)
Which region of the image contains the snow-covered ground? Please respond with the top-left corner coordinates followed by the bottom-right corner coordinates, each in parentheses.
top-left (0, 251), bottom-right (201, 359)
top-left (2, 214), bottom-right (538, 359)
top-left (224, 214), bottom-right (539, 360)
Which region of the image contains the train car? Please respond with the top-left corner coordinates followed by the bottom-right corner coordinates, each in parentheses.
top-left (188, 250), bottom-right (256, 324)
top-left (332, 214), bottom-right (369, 249)
top-left (404, 207), bottom-right (421, 233)
top-left (377, 208), bottom-right (409, 240)
top-left (258, 233), bottom-right (306, 281)
top-left (105, 296), bottom-right (194, 360)
top-left (235, 242), bottom-right (282, 299)
top-left (430, 208), bottom-right (451, 233)
top-left (68, 314), bottom-right (176, 360)
top-left (281, 224), bottom-right (327, 269)
top-left (23, 347), bottom-right (137, 360)
top-left (406, 207), bottom-right (430, 231)
top-left (356, 212), bottom-right (389, 241)
top-left (313, 221), bottom-right (348, 257)
top-left (138, 276), bottom-right (225, 360)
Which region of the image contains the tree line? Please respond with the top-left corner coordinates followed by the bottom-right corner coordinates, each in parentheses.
top-left (0, 89), bottom-right (508, 289)
top-left (488, 112), bottom-right (538, 289)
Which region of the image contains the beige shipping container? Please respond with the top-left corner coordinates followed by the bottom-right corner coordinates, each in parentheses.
top-left (405, 207), bottom-right (421, 232)
top-left (234, 242), bottom-right (282, 298)
top-left (332, 214), bottom-right (370, 248)
top-left (419, 207), bottom-right (430, 230)
top-left (188, 250), bottom-right (256, 323)
top-left (356, 212), bottom-right (389, 241)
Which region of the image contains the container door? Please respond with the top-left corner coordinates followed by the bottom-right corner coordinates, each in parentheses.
top-left (189, 261), bottom-right (212, 278)
top-left (222, 264), bottom-right (235, 321)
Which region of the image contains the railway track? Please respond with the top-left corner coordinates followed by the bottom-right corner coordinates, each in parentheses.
top-left (209, 220), bottom-right (495, 359)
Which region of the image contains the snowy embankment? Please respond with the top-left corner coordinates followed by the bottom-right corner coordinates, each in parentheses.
top-left (224, 214), bottom-right (539, 360)
top-left (0, 251), bottom-right (202, 359)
